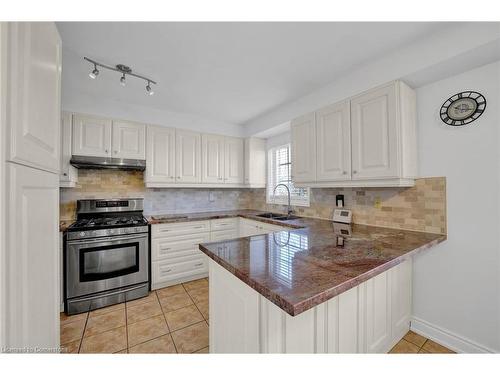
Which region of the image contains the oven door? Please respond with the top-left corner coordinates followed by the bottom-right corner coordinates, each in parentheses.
top-left (66, 233), bottom-right (149, 299)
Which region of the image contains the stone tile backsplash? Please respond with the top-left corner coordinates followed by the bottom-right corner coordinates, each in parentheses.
top-left (248, 177), bottom-right (446, 234)
top-left (60, 170), bottom-right (446, 235)
top-left (60, 170), bottom-right (252, 220)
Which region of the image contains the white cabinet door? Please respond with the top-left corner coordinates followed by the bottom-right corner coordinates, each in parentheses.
top-left (391, 260), bottom-right (412, 341)
top-left (176, 130), bottom-right (201, 183)
top-left (5, 162), bottom-right (59, 348)
top-left (145, 125), bottom-right (176, 183)
top-left (60, 112), bottom-right (77, 186)
top-left (111, 120), bottom-right (146, 159)
top-left (244, 138), bottom-right (266, 187)
top-left (363, 271), bottom-right (392, 353)
top-left (72, 114), bottom-right (112, 157)
top-left (6, 22), bottom-right (61, 173)
top-left (316, 101), bottom-right (351, 181)
top-left (351, 83), bottom-right (398, 179)
top-left (209, 260), bottom-right (260, 353)
top-left (224, 137), bottom-right (244, 184)
top-left (291, 113), bottom-right (316, 182)
top-left (201, 134), bottom-right (225, 184)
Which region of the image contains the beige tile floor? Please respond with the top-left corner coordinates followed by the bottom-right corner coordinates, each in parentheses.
top-left (389, 330), bottom-right (455, 354)
top-left (60, 278), bottom-right (209, 353)
top-left (61, 277), bottom-right (454, 354)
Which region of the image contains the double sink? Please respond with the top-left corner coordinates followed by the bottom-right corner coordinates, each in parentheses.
top-left (255, 212), bottom-right (300, 221)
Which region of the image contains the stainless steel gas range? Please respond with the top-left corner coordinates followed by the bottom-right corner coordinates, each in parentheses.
top-left (64, 198), bottom-right (150, 315)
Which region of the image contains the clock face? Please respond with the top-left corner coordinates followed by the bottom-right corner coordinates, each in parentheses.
top-left (440, 91), bottom-right (486, 126)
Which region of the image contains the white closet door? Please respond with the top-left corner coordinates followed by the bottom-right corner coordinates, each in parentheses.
top-left (111, 121), bottom-right (146, 159)
top-left (72, 114), bottom-right (112, 157)
top-left (291, 112), bottom-right (316, 182)
top-left (5, 162), bottom-right (59, 348)
top-left (316, 101), bottom-right (351, 181)
top-left (176, 129), bottom-right (201, 183)
top-left (224, 137), bottom-right (244, 184)
top-left (6, 22), bottom-right (61, 173)
top-left (202, 134), bottom-right (225, 183)
top-left (145, 125), bottom-right (176, 183)
top-left (351, 83), bottom-right (398, 179)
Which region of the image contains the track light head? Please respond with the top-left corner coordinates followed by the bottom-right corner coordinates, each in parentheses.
top-left (120, 74), bottom-right (126, 86)
top-left (89, 64), bottom-right (99, 79)
top-left (146, 82), bottom-right (154, 96)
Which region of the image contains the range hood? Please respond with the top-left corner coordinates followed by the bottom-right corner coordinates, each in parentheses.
top-left (70, 155), bottom-right (146, 171)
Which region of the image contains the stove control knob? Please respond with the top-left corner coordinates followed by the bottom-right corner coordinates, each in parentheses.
top-left (79, 232), bottom-right (86, 237)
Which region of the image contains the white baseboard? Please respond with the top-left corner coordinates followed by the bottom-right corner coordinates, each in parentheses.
top-left (411, 316), bottom-right (496, 353)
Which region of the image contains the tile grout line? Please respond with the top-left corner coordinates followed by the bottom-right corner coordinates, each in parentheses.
top-left (156, 290), bottom-right (178, 354)
top-left (77, 313), bottom-right (89, 353)
top-left (125, 300), bottom-right (129, 353)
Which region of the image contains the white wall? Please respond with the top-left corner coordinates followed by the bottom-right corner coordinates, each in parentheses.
top-left (62, 90), bottom-right (244, 137)
top-left (412, 61), bottom-right (500, 352)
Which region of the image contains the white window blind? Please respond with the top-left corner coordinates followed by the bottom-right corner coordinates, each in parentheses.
top-left (267, 144), bottom-right (310, 207)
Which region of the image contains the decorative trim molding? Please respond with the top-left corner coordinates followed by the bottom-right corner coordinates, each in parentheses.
top-left (410, 316), bottom-right (496, 353)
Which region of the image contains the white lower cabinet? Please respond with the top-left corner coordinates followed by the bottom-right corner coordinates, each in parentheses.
top-left (209, 258), bottom-right (412, 353)
top-left (238, 218), bottom-right (283, 237)
top-left (151, 221), bottom-right (210, 289)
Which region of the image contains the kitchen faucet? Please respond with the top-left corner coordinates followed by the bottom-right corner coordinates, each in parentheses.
top-left (273, 183), bottom-right (294, 216)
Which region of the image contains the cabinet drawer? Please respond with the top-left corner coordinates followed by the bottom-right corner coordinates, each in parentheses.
top-left (210, 229), bottom-right (239, 242)
top-left (211, 218), bottom-right (238, 231)
top-left (152, 256), bottom-right (207, 285)
top-left (151, 220), bottom-right (210, 238)
top-left (152, 232), bottom-right (211, 261)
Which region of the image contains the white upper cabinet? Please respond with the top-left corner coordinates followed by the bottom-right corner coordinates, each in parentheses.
top-left (72, 114), bottom-right (112, 157)
top-left (351, 83), bottom-right (398, 180)
top-left (60, 112), bottom-right (78, 187)
top-left (224, 137), bottom-right (244, 184)
top-left (244, 138), bottom-right (266, 188)
top-left (201, 135), bottom-right (244, 185)
top-left (202, 134), bottom-right (225, 183)
top-left (291, 112), bottom-right (316, 183)
top-left (316, 101), bottom-right (351, 181)
top-left (291, 81), bottom-right (417, 188)
top-left (6, 22), bottom-right (61, 173)
top-left (145, 125), bottom-right (176, 183)
top-left (111, 120), bottom-right (146, 159)
top-left (176, 129), bottom-right (201, 183)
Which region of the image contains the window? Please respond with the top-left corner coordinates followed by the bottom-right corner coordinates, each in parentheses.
top-left (267, 144), bottom-right (310, 207)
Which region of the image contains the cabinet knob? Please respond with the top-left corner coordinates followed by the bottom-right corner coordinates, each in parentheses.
top-left (114, 150), bottom-right (118, 154)
top-left (353, 170), bottom-right (357, 174)
top-left (105, 149), bottom-right (108, 154)
top-left (63, 173), bottom-right (67, 176)
top-left (342, 171), bottom-right (347, 175)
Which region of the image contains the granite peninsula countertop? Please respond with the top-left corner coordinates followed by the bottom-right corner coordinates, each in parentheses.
top-left (195, 211), bottom-right (446, 316)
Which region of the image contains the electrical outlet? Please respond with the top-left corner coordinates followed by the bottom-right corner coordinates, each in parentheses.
top-left (374, 197), bottom-right (381, 209)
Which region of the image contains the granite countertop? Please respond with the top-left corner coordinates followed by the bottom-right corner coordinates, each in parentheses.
top-left (146, 209), bottom-right (279, 225)
top-left (197, 212), bottom-right (446, 316)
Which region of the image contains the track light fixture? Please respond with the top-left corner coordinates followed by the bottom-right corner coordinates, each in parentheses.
top-left (84, 57), bottom-right (157, 95)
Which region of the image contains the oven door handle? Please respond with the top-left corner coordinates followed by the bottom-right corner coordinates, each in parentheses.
top-left (67, 233), bottom-right (148, 245)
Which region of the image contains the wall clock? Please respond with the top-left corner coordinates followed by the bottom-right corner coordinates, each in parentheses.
top-left (440, 91), bottom-right (486, 126)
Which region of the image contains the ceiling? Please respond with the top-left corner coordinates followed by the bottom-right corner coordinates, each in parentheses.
top-left (57, 22), bottom-right (455, 125)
